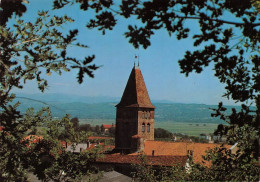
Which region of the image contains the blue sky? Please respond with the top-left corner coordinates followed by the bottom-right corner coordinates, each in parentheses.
top-left (12, 0), bottom-right (241, 105)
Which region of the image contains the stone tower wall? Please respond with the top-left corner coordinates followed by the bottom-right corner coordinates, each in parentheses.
top-left (137, 109), bottom-right (154, 141)
top-left (115, 107), bottom-right (138, 150)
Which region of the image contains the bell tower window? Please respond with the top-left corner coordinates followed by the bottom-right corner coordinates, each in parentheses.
top-left (142, 123), bottom-right (145, 132)
top-left (147, 123), bottom-right (150, 133)
top-left (144, 112), bottom-right (147, 119)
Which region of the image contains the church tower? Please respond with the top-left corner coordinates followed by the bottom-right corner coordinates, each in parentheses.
top-left (115, 64), bottom-right (155, 153)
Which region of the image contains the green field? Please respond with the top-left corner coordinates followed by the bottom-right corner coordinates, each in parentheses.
top-left (155, 121), bottom-right (219, 136)
top-left (80, 119), bottom-right (116, 126)
top-left (79, 119), bottom-right (219, 137)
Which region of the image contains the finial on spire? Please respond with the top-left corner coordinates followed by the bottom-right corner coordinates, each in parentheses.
top-left (134, 54), bottom-right (140, 68)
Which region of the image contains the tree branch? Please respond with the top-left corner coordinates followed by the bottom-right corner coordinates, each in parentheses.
top-left (173, 15), bottom-right (260, 27)
top-left (13, 37), bottom-right (42, 47)
top-left (0, 59), bottom-right (11, 73)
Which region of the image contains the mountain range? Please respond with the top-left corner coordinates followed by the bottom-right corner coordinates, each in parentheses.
top-left (13, 93), bottom-right (245, 124)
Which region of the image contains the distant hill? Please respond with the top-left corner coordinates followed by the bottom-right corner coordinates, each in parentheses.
top-left (13, 94), bottom-right (248, 124)
top-left (15, 93), bottom-right (120, 103)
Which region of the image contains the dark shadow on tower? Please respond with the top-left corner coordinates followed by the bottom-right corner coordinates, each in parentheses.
top-left (115, 65), bottom-right (155, 154)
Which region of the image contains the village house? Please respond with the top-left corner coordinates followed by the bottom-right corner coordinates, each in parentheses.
top-left (101, 124), bottom-right (115, 134)
top-left (60, 136), bottom-right (114, 153)
top-left (199, 133), bottom-right (228, 143)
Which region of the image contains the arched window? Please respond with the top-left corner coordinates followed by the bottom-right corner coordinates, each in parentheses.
top-left (147, 123), bottom-right (150, 133)
top-left (142, 123), bottom-right (145, 132)
top-left (147, 112), bottom-right (151, 119)
top-left (142, 112), bottom-right (145, 119)
top-left (144, 112), bottom-right (147, 119)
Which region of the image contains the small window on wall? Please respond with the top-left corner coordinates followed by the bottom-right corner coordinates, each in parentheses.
top-left (147, 112), bottom-right (151, 119)
top-left (142, 112), bottom-right (145, 119)
top-left (144, 112), bottom-right (148, 119)
top-left (142, 123), bottom-right (145, 132)
top-left (147, 123), bottom-right (150, 132)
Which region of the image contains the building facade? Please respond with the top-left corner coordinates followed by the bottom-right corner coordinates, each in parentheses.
top-left (115, 65), bottom-right (155, 153)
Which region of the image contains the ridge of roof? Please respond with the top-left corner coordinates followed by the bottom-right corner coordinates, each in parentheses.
top-left (116, 66), bottom-right (155, 108)
top-left (96, 154), bottom-right (187, 166)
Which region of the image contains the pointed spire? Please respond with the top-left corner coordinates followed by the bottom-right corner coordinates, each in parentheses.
top-left (116, 66), bottom-right (155, 108)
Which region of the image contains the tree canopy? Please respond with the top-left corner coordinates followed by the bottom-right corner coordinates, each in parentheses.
top-left (154, 128), bottom-right (172, 139)
top-left (0, 0), bottom-right (100, 181)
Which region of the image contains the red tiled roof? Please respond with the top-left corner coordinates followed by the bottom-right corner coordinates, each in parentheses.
top-left (140, 140), bottom-right (232, 166)
top-left (60, 141), bottom-right (69, 148)
top-left (23, 135), bottom-right (43, 144)
top-left (101, 125), bottom-right (115, 129)
top-left (116, 66), bottom-right (155, 108)
top-left (86, 143), bottom-right (103, 150)
top-left (96, 154), bottom-right (187, 166)
top-left (88, 136), bottom-right (114, 140)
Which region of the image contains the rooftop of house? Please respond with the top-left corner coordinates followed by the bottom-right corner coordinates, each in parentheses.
top-left (23, 135), bottom-right (43, 144)
top-left (63, 141), bottom-right (114, 153)
top-left (136, 140), bottom-right (232, 165)
top-left (102, 125), bottom-right (115, 129)
top-left (66, 143), bottom-right (92, 153)
top-left (116, 66), bottom-right (155, 108)
top-left (88, 136), bottom-right (114, 140)
top-left (60, 141), bottom-right (67, 148)
top-left (96, 154), bottom-right (188, 167)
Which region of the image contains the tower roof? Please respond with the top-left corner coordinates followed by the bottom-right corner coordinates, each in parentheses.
top-left (116, 66), bottom-right (155, 108)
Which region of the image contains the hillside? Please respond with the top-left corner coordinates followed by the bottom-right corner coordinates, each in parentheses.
top-left (14, 95), bottom-right (245, 124)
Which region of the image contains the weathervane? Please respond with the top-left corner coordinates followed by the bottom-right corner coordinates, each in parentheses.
top-left (135, 54), bottom-right (140, 67)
